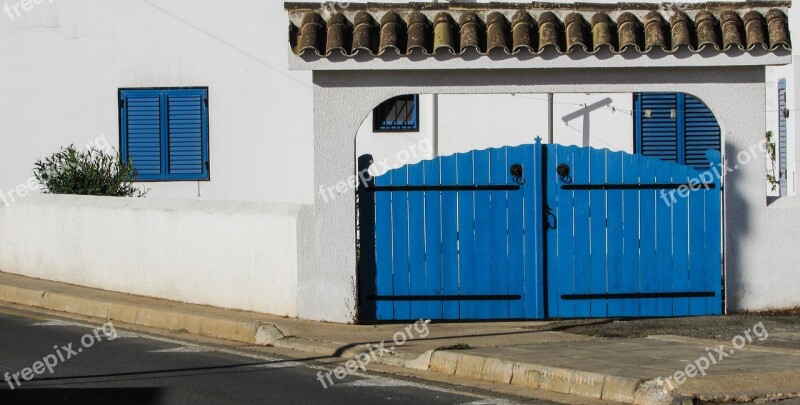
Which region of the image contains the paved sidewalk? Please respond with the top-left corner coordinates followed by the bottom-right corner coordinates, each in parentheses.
top-left (1, 271), bottom-right (798, 404)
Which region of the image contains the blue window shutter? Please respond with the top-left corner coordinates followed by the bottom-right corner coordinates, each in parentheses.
top-left (683, 94), bottom-right (721, 169)
top-left (636, 92), bottom-right (720, 170)
top-left (636, 92), bottom-right (679, 163)
top-left (166, 89), bottom-right (209, 179)
top-left (778, 79), bottom-right (788, 196)
top-left (120, 88), bottom-right (209, 181)
top-left (120, 90), bottom-right (164, 179)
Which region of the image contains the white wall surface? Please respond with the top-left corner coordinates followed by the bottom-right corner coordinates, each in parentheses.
top-left (356, 93), bottom-right (634, 175)
top-left (0, 195), bottom-right (305, 317)
top-left (0, 0), bottom-right (314, 204)
top-left (311, 67), bottom-right (800, 323)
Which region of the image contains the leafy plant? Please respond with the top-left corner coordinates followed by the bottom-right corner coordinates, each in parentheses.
top-left (34, 145), bottom-right (148, 197)
top-left (765, 131), bottom-right (780, 192)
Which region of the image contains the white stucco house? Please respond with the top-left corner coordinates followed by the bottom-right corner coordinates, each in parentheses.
top-left (0, 0), bottom-right (797, 323)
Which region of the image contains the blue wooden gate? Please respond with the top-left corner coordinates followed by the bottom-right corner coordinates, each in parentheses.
top-left (360, 140), bottom-right (722, 321)
top-left (545, 144), bottom-right (722, 318)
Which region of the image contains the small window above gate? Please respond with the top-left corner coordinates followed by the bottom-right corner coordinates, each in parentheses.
top-left (373, 95), bottom-right (419, 133)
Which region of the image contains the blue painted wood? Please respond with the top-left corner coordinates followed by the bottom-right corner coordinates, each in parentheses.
top-left (554, 145), bottom-right (576, 318)
top-left (507, 146), bottom-right (526, 318)
top-left (638, 157), bottom-right (658, 316)
top-left (671, 164), bottom-right (691, 316)
top-left (457, 152), bottom-right (477, 319)
top-left (408, 164), bottom-right (427, 319)
top-left (120, 88), bottom-right (209, 181)
top-left (489, 147), bottom-right (510, 319)
top-left (391, 166), bottom-right (411, 320)
top-left (473, 149), bottom-right (493, 319)
top-left (605, 151), bottom-right (624, 317)
top-left (688, 169), bottom-right (708, 316)
top-left (621, 152), bottom-right (641, 316)
top-left (530, 139), bottom-right (545, 318)
top-left (589, 148), bottom-right (608, 317)
top-left (440, 156), bottom-right (460, 319)
top-left (370, 142), bottom-right (723, 320)
top-left (374, 170), bottom-right (394, 320)
top-left (544, 144), bottom-right (560, 318)
top-left (423, 159), bottom-right (444, 319)
top-left (705, 173), bottom-right (723, 315)
top-left (572, 146), bottom-right (591, 318)
top-left (655, 159), bottom-right (674, 316)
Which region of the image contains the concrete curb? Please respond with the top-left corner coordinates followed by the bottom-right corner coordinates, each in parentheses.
top-left (425, 350), bottom-right (693, 405)
top-left (0, 280), bottom-right (698, 404)
top-left (0, 282), bottom-right (320, 350)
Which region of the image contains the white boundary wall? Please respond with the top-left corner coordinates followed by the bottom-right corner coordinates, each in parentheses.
top-left (0, 195), bottom-right (307, 317)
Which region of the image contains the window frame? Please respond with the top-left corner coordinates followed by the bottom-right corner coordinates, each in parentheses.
top-left (119, 87), bottom-right (210, 182)
top-left (373, 94), bottom-right (420, 133)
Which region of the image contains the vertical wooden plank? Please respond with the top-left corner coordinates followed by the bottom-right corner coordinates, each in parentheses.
top-left (589, 148), bottom-right (608, 317)
top-left (531, 139), bottom-right (545, 319)
top-left (391, 166), bottom-right (411, 320)
top-left (440, 155), bottom-right (459, 319)
top-left (655, 161), bottom-right (674, 316)
top-left (423, 159), bottom-right (444, 319)
top-left (705, 179), bottom-right (723, 315)
top-left (606, 151), bottom-right (625, 317)
top-left (639, 157), bottom-right (658, 316)
top-left (555, 145), bottom-right (577, 318)
top-left (688, 169), bottom-right (707, 316)
top-left (620, 153), bottom-right (640, 317)
top-left (522, 143), bottom-right (539, 318)
top-left (545, 143), bottom-right (560, 318)
top-left (572, 146), bottom-right (591, 318)
top-left (457, 152), bottom-right (477, 319)
top-left (507, 145), bottom-right (526, 318)
top-left (489, 147), bottom-right (510, 319)
top-left (473, 149), bottom-right (492, 319)
top-left (671, 164), bottom-right (690, 316)
top-left (407, 163), bottom-right (427, 319)
top-left (374, 170), bottom-right (394, 320)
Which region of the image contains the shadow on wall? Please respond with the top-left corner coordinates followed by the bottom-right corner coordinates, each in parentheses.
top-left (561, 97), bottom-right (613, 147)
top-left (723, 141), bottom-right (754, 312)
top-left (357, 154), bottom-right (377, 320)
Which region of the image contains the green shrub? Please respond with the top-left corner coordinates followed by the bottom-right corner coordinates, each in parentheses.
top-left (34, 145), bottom-right (148, 197)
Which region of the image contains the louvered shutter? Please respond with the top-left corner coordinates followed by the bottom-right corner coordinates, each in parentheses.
top-left (635, 92), bottom-right (679, 163)
top-left (636, 93), bottom-right (720, 170)
top-left (120, 90), bottom-right (164, 179)
top-left (120, 88), bottom-right (209, 181)
top-left (683, 94), bottom-right (721, 169)
top-left (778, 79), bottom-right (788, 196)
top-left (166, 89), bottom-right (208, 179)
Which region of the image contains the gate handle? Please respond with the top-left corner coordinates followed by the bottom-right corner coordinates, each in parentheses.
top-left (557, 163), bottom-right (572, 184)
top-left (510, 163), bottom-right (525, 185)
top-left (544, 204), bottom-right (557, 230)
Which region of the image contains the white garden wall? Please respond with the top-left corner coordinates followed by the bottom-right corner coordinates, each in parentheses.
top-left (0, 195), bottom-right (307, 317)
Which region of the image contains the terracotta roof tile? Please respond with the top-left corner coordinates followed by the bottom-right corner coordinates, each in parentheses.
top-left (286, 2), bottom-right (791, 59)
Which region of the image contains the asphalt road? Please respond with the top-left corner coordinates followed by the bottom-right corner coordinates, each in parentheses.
top-left (0, 306), bottom-right (545, 405)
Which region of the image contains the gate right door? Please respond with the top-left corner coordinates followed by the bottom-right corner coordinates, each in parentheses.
top-left (545, 144), bottom-right (723, 318)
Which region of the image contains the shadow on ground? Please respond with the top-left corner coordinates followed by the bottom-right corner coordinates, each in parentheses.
top-left (551, 313), bottom-right (800, 349)
top-left (0, 387), bottom-right (165, 405)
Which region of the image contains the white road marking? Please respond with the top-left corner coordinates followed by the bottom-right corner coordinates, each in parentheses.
top-left (148, 345), bottom-right (215, 353)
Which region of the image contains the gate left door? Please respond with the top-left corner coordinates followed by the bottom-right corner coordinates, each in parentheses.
top-left (359, 142), bottom-right (546, 321)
